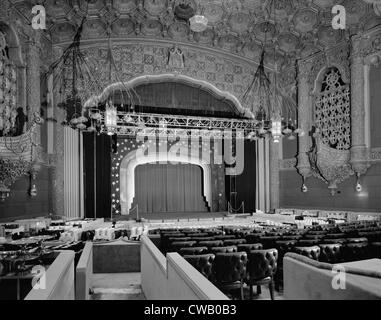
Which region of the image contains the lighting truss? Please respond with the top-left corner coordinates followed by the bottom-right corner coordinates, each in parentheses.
top-left (89, 109), bottom-right (264, 139)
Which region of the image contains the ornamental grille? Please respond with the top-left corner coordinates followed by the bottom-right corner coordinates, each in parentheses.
top-left (0, 31), bottom-right (17, 137)
top-left (314, 67), bottom-right (351, 150)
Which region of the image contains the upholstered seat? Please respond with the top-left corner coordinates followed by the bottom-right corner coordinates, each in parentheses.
top-left (323, 238), bottom-right (347, 244)
top-left (246, 249), bottom-right (278, 300)
top-left (183, 254), bottom-right (215, 281)
top-left (210, 246), bottom-right (238, 254)
top-left (342, 242), bottom-right (369, 262)
top-left (236, 243), bottom-right (263, 253)
top-left (213, 252), bottom-right (248, 300)
top-left (281, 235), bottom-right (302, 241)
top-left (191, 236), bottom-right (215, 241)
top-left (260, 236), bottom-right (281, 249)
top-left (318, 243), bottom-right (342, 263)
top-left (369, 242), bottom-right (381, 258)
top-left (168, 237), bottom-right (192, 242)
top-left (198, 240), bottom-right (224, 249)
top-left (324, 233), bottom-right (346, 239)
top-left (223, 239), bottom-right (247, 246)
top-left (294, 246), bottom-right (321, 261)
top-left (179, 246), bottom-right (209, 256)
top-left (245, 234), bottom-right (262, 244)
top-left (346, 237), bottom-right (368, 243)
top-left (358, 231), bottom-right (381, 243)
top-left (186, 233), bottom-right (209, 237)
top-left (297, 239), bottom-right (320, 246)
top-left (214, 235), bottom-right (236, 240)
top-left (170, 241), bottom-right (197, 252)
top-left (304, 234), bottom-right (325, 240)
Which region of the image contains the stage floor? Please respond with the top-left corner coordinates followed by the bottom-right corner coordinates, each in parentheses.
top-left (115, 211), bottom-right (231, 222)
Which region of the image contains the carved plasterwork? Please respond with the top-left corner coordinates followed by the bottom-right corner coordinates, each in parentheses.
top-left (370, 148), bottom-right (381, 162)
top-left (7, 0), bottom-right (376, 72)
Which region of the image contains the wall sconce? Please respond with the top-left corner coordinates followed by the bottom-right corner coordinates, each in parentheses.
top-left (301, 177), bottom-right (308, 193)
top-left (0, 185), bottom-right (10, 202)
top-left (356, 173), bottom-right (362, 193)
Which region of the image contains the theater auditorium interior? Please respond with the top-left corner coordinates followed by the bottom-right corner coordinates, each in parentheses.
top-left (0, 0), bottom-right (381, 301)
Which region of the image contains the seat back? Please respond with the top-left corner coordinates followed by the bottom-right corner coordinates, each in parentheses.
top-left (236, 243), bottom-right (263, 253)
top-left (223, 239), bottom-right (246, 246)
top-left (214, 235), bottom-right (236, 240)
top-left (247, 248), bottom-right (278, 281)
top-left (170, 241), bottom-right (197, 251)
top-left (294, 246), bottom-right (321, 261)
top-left (183, 254), bottom-right (215, 281)
top-left (318, 243), bottom-right (342, 263)
top-left (191, 236), bottom-right (215, 242)
top-left (179, 246), bottom-right (208, 256)
top-left (210, 246), bottom-right (237, 254)
top-left (199, 240), bottom-right (224, 248)
top-left (214, 252), bottom-right (247, 284)
top-left (342, 242), bottom-right (369, 262)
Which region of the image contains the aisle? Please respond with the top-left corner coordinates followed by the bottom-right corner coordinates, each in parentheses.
top-left (90, 273), bottom-right (146, 300)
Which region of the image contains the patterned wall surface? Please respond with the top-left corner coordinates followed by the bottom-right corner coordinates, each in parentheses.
top-left (76, 42), bottom-right (256, 109)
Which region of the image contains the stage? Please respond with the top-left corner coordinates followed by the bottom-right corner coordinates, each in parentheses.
top-left (114, 211), bottom-right (232, 222)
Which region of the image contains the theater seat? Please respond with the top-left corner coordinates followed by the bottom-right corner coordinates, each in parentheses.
top-left (191, 236), bottom-right (216, 242)
top-left (215, 235), bottom-right (236, 240)
top-left (210, 246), bottom-right (237, 254)
top-left (183, 254), bottom-right (215, 281)
top-left (297, 239), bottom-right (320, 246)
top-left (369, 242), bottom-right (381, 258)
top-left (260, 236), bottom-right (281, 249)
top-left (179, 246), bottom-right (208, 256)
top-left (236, 243), bottom-right (263, 253)
top-left (323, 238), bottom-right (347, 244)
top-left (170, 241), bottom-right (197, 252)
top-left (223, 239), bottom-right (247, 246)
top-left (342, 242), bottom-right (369, 262)
top-left (294, 246), bottom-right (321, 261)
top-left (214, 252), bottom-right (248, 300)
top-left (199, 240), bottom-right (224, 249)
top-left (318, 243), bottom-right (342, 263)
top-left (246, 249), bottom-right (278, 300)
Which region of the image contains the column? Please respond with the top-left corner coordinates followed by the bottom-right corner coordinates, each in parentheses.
top-left (350, 36), bottom-right (370, 177)
top-left (26, 31), bottom-right (43, 166)
top-left (269, 138), bottom-right (280, 211)
top-left (296, 60), bottom-right (312, 183)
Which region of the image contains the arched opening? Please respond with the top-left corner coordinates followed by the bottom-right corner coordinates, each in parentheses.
top-left (84, 73), bottom-right (252, 118)
top-left (0, 22), bottom-right (24, 137)
top-left (119, 150), bottom-right (212, 215)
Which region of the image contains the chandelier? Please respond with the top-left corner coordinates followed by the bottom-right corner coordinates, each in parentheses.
top-left (242, 49), bottom-right (299, 143)
top-left (189, 15), bottom-right (208, 32)
top-left (241, 1), bottom-right (300, 143)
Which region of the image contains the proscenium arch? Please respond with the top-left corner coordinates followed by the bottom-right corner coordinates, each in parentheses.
top-left (0, 21), bottom-right (24, 67)
top-left (84, 73), bottom-right (253, 118)
top-left (120, 150), bottom-right (212, 215)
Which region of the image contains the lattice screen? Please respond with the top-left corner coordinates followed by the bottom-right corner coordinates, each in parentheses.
top-left (314, 67), bottom-right (351, 150)
top-left (0, 31), bottom-right (17, 137)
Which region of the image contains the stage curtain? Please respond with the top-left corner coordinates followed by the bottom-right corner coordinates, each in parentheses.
top-left (134, 163), bottom-right (207, 214)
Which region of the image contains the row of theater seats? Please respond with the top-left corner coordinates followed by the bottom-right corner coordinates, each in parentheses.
top-left (156, 221), bottom-right (381, 298)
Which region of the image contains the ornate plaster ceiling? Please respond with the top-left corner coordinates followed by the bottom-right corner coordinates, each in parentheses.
top-left (7, 0), bottom-right (381, 68)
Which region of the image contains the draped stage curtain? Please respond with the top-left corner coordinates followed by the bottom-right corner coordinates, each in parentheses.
top-left (133, 163), bottom-right (208, 214)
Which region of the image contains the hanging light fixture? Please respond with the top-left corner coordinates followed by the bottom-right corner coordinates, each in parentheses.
top-left (241, 2), bottom-right (297, 142)
top-left (47, 4), bottom-right (103, 131)
top-left (189, 4), bottom-right (208, 32)
top-left (105, 101), bottom-right (117, 135)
